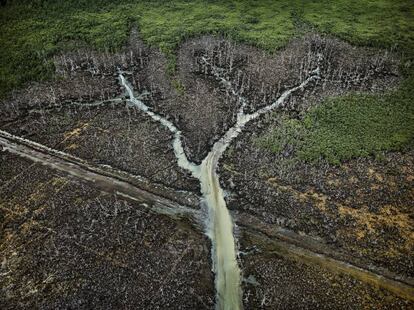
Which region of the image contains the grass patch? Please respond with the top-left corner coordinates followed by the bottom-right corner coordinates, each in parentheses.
top-left (301, 0), bottom-right (414, 52)
top-left (1, 0), bottom-right (413, 97)
top-left (256, 77), bottom-right (414, 164)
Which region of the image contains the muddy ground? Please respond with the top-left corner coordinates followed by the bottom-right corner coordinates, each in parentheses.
top-left (0, 30), bottom-right (412, 307)
top-left (240, 232), bottom-right (413, 309)
top-left (0, 152), bottom-right (214, 309)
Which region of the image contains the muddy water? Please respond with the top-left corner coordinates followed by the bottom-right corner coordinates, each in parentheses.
top-left (119, 68), bottom-right (320, 309)
top-left (200, 152), bottom-right (242, 309)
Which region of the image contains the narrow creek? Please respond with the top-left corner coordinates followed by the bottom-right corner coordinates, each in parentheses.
top-left (119, 66), bottom-right (320, 309)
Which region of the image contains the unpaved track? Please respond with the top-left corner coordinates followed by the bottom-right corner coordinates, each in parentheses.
top-left (0, 129), bottom-right (200, 220)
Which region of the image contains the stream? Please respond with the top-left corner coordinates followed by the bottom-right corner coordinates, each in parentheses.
top-left (119, 65), bottom-right (320, 309)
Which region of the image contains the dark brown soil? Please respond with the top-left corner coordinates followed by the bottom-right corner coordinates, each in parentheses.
top-left (240, 233), bottom-right (413, 309)
top-left (1, 103), bottom-right (199, 192)
top-left (0, 153), bottom-right (214, 309)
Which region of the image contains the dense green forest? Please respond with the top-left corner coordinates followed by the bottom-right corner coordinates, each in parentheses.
top-left (1, 0), bottom-right (413, 163)
top-left (1, 0), bottom-right (413, 97)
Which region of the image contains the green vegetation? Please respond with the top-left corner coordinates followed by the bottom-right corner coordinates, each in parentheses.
top-left (1, 0), bottom-right (413, 163)
top-left (256, 76), bottom-right (414, 164)
top-left (302, 0), bottom-right (414, 51)
top-left (1, 0), bottom-right (413, 98)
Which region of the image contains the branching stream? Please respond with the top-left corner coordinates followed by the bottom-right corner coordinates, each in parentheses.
top-left (119, 61), bottom-right (320, 309)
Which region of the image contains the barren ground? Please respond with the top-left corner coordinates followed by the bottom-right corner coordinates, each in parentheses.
top-left (0, 153), bottom-right (214, 309)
